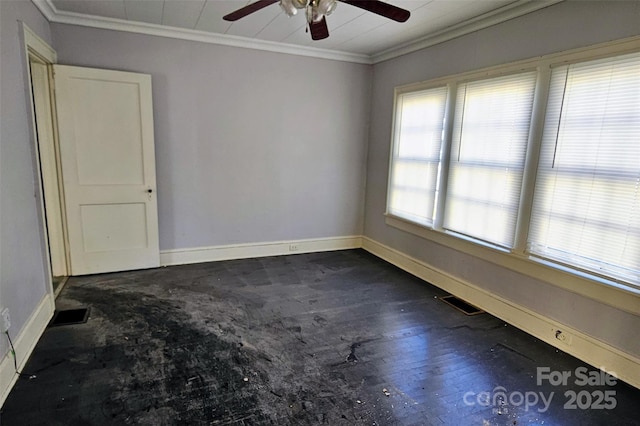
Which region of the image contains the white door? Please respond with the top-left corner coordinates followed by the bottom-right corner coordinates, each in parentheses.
top-left (53, 65), bottom-right (159, 275)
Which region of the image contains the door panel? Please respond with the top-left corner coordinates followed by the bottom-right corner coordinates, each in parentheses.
top-left (71, 78), bottom-right (145, 185)
top-left (53, 65), bottom-right (159, 275)
top-left (80, 203), bottom-right (149, 252)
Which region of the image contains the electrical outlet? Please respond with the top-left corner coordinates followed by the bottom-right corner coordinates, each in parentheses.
top-left (289, 244), bottom-right (299, 252)
top-left (1, 307), bottom-right (10, 332)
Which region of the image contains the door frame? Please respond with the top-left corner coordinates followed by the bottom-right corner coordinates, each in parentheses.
top-left (21, 23), bottom-right (69, 296)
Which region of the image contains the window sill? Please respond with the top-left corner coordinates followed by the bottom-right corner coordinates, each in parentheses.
top-left (384, 214), bottom-right (640, 315)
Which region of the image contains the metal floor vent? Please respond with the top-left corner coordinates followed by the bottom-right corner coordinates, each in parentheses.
top-left (439, 295), bottom-right (484, 316)
top-left (49, 308), bottom-right (90, 327)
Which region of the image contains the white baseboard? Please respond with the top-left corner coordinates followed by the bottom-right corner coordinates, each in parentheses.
top-left (160, 236), bottom-right (363, 266)
top-left (361, 236), bottom-right (640, 390)
top-left (0, 293), bottom-right (54, 407)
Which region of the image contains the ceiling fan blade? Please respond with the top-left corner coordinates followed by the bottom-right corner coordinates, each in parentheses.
top-left (339, 0), bottom-right (410, 22)
top-left (223, 0), bottom-right (279, 21)
top-left (309, 17), bottom-right (330, 40)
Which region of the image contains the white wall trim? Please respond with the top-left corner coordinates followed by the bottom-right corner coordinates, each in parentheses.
top-left (0, 294), bottom-right (54, 408)
top-left (20, 22), bottom-right (59, 302)
top-left (361, 236), bottom-right (640, 390)
top-left (160, 236), bottom-right (363, 266)
top-left (23, 23), bottom-right (57, 63)
top-left (371, 0), bottom-right (563, 64)
top-left (385, 215), bottom-right (640, 316)
top-left (2, 237), bottom-right (637, 406)
top-left (30, 0), bottom-right (371, 64)
top-left (31, 0), bottom-right (561, 65)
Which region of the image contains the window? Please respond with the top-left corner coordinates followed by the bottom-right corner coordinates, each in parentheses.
top-left (388, 87), bottom-right (448, 226)
top-left (444, 72), bottom-right (537, 247)
top-left (386, 43), bottom-right (640, 290)
top-left (528, 52), bottom-right (640, 284)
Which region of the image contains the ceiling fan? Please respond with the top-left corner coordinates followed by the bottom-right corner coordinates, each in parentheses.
top-left (223, 0), bottom-right (411, 41)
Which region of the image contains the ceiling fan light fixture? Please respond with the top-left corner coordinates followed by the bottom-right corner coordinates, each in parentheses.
top-left (307, 0), bottom-right (336, 23)
top-left (306, 6), bottom-right (320, 23)
top-left (316, 0), bottom-right (337, 16)
top-left (292, 0), bottom-right (310, 9)
top-left (279, 0), bottom-right (298, 17)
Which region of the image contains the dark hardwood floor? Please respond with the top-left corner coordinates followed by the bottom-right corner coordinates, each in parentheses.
top-left (2, 250), bottom-right (638, 425)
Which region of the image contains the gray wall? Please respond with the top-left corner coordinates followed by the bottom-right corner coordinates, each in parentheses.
top-left (0, 0), bottom-right (53, 357)
top-left (2, 0), bottom-right (638, 382)
top-left (51, 26), bottom-right (372, 251)
top-left (364, 0), bottom-right (640, 357)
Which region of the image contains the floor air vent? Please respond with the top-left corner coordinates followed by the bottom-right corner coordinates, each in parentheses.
top-left (49, 308), bottom-right (90, 327)
top-left (439, 295), bottom-right (484, 316)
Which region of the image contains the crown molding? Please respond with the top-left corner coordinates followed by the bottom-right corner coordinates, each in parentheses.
top-left (33, 0), bottom-right (563, 65)
top-left (31, 0), bottom-right (372, 64)
top-left (371, 0), bottom-right (564, 64)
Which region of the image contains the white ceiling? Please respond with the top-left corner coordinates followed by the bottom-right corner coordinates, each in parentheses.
top-left (40, 0), bottom-right (560, 62)
top-left (45, 0), bottom-right (536, 57)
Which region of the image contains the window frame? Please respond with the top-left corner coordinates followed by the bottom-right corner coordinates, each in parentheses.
top-left (528, 52), bottom-right (640, 285)
top-left (386, 84), bottom-right (450, 226)
top-left (384, 36), bottom-right (640, 315)
top-left (443, 69), bottom-right (539, 248)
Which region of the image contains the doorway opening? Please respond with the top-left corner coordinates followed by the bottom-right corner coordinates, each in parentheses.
top-left (24, 25), bottom-right (69, 297)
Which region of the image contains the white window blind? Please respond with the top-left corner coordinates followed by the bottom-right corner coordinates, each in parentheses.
top-left (529, 52), bottom-right (640, 285)
top-left (388, 87), bottom-right (448, 226)
top-left (444, 72), bottom-right (537, 247)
